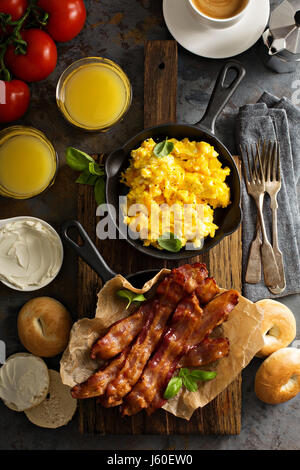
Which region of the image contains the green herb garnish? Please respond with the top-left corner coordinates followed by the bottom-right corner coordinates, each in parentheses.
top-left (158, 232), bottom-right (182, 253)
top-left (189, 370), bottom-right (217, 381)
top-left (65, 147), bottom-right (106, 205)
top-left (88, 161), bottom-right (104, 176)
top-left (179, 369), bottom-right (198, 392)
top-left (75, 170), bottom-right (98, 186)
top-left (94, 177), bottom-right (106, 206)
top-left (153, 137), bottom-right (174, 158)
top-left (163, 368), bottom-right (217, 400)
top-left (163, 377), bottom-right (183, 400)
top-left (116, 289), bottom-right (146, 309)
top-left (66, 147), bottom-right (94, 171)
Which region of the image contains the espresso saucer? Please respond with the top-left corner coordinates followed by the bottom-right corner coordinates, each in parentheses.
top-left (162, 0), bottom-right (270, 59)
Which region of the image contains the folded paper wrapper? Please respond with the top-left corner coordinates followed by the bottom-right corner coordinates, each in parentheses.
top-left (60, 270), bottom-right (264, 421)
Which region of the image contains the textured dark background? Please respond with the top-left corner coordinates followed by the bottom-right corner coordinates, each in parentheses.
top-left (0, 0), bottom-right (299, 450)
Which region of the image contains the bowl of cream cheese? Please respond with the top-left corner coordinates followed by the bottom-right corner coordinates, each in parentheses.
top-left (0, 216), bottom-right (63, 291)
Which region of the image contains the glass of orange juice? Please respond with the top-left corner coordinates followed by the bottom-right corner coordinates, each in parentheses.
top-left (0, 126), bottom-right (58, 200)
top-left (56, 57), bottom-right (132, 131)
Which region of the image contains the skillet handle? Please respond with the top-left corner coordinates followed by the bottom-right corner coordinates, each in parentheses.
top-left (61, 220), bottom-right (116, 283)
top-left (197, 61), bottom-right (246, 134)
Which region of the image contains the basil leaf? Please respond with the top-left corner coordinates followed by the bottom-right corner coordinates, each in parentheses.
top-left (117, 290), bottom-right (146, 309)
top-left (158, 232), bottom-right (182, 253)
top-left (132, 294), bottom-right (146, 303)
top-left (117, 290), bottom-right (135, 309)
top-left (89, 161), bottom-right (104, 176)
top-left (179, 368), bottom-right (189, 378)
top-left (94, 177), bottom-right (106, 206)
top-left (154, 138), bottom-right (174, 158)
top-left (176, 368), bottom-right (217, 393)
top-left (182, 375), bottom-right (198, 392)
top-left (66, 147), bottom-right (94, 171)
top-left (190, 370), bottom-right (217, 381)
top-left (76, 170), bottom-right (98, 186)
top-left (163, 377), bottom-right (183, 400)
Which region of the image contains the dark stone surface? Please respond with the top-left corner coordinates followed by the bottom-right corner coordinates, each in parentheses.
top-left (0, 0), bottom-right (299, 450)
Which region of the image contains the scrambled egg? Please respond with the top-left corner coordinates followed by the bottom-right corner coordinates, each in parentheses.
top-left (121, 138), bottom-right (231, 250)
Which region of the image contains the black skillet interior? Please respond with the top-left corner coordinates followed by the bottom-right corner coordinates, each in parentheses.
top-left (105, 61), bottom-right (245, 260)
top-left (126, 269), bottom-right (160, 288)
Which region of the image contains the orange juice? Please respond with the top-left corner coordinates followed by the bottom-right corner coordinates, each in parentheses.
top-left (56, 57), bottom-right (132, 131)
top-left (0, 127), bottom-right (57, 199)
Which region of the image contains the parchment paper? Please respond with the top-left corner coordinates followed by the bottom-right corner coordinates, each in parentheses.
top-left (60, 270), bottom-right (264, 420)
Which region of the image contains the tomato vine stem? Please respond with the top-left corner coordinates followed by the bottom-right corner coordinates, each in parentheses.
top-left (0, 0), bottom-right (49, 79)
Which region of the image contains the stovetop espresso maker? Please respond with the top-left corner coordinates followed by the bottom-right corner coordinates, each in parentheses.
top-left (262, 0), bottom-right (300, 73)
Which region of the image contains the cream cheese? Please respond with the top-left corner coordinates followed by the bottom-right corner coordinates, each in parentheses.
top-left (0, 219), bottom-right (63, 289)
top-left (0, 355), bottom-right (49, 411)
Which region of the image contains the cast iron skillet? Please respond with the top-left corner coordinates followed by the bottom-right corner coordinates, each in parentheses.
top-left (61, 220), bottom-right (159, 288)
top-left (105, 61), bottom-right (246, 260)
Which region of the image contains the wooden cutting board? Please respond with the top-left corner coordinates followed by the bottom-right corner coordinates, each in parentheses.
top-left (77, 40), bottom-right (242, 435)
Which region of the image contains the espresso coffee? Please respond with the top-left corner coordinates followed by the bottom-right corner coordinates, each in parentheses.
top-left (191, 0), bottom-right (249, 19)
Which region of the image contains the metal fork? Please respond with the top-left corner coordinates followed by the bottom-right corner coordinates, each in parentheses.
top-left (244, 141), bottom-right (286, 292)
top-left (244, 141), bottom-right (265, 285)
top-left (264, 141), bottom-right (286, 294)
top-left (240, 143), bottom-right (281, 288)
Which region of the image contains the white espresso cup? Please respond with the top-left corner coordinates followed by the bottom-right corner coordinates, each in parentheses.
top-left (188, 0), bottom-right (250, 29)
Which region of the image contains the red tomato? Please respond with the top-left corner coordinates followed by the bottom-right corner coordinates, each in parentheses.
top-left (0, 79), bottom-right (30, 123)
top-left (37, 0), bottom-right (86, 42)
top-left (0, 0), bottom-right (28, 35)
top-left (4, 29), bottom-right (57, 82)
top-left (0, 0), bottom-right (28, 19)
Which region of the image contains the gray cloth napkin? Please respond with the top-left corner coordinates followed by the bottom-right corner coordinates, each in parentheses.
top-left (235, 92), bottom-right (300, 302)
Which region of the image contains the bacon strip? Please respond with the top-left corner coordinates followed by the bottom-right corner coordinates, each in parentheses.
top-left (179, 336), bottom-right (230, 368)
top-left (122, 290), bottom-right (239, 416)
top-left (146, 337), bottom-right (229, 415)
top-left (146, 337), bottom-right (230, 415)
top-left (122, 293), bottom-right (203, 415)
top-left (196, 278), bottom-right (220, 305)
top-left (71, 346), bottom-right (131, 399)
top-left (172, 263), bottom-right (208, 293)
top-left (90, 301), bottom-right (153, 360)
top-left (90, 263), bottom-right (209, 361)
top-left (103, 265), bottom-right (208, 407)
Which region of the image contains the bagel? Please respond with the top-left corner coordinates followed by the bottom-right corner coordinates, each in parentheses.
top-left (255, 299), bottom-right (296, 358)
top-left (25, 370), bottom-right (77, 428)
top-left (17, 297), bottom-right (73, 358)
top-left (255, 348), bottom-right (300, 404)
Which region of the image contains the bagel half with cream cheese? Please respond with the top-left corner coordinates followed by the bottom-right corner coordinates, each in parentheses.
top-left (0, 353), bottom-right (49, 412)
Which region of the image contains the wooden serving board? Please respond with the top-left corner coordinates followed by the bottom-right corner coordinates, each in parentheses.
top-left (77, 40), bottom-right (242, 434)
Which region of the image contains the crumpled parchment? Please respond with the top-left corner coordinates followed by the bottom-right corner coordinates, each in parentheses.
top-left (60, 270), bottom-right (264, 420)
